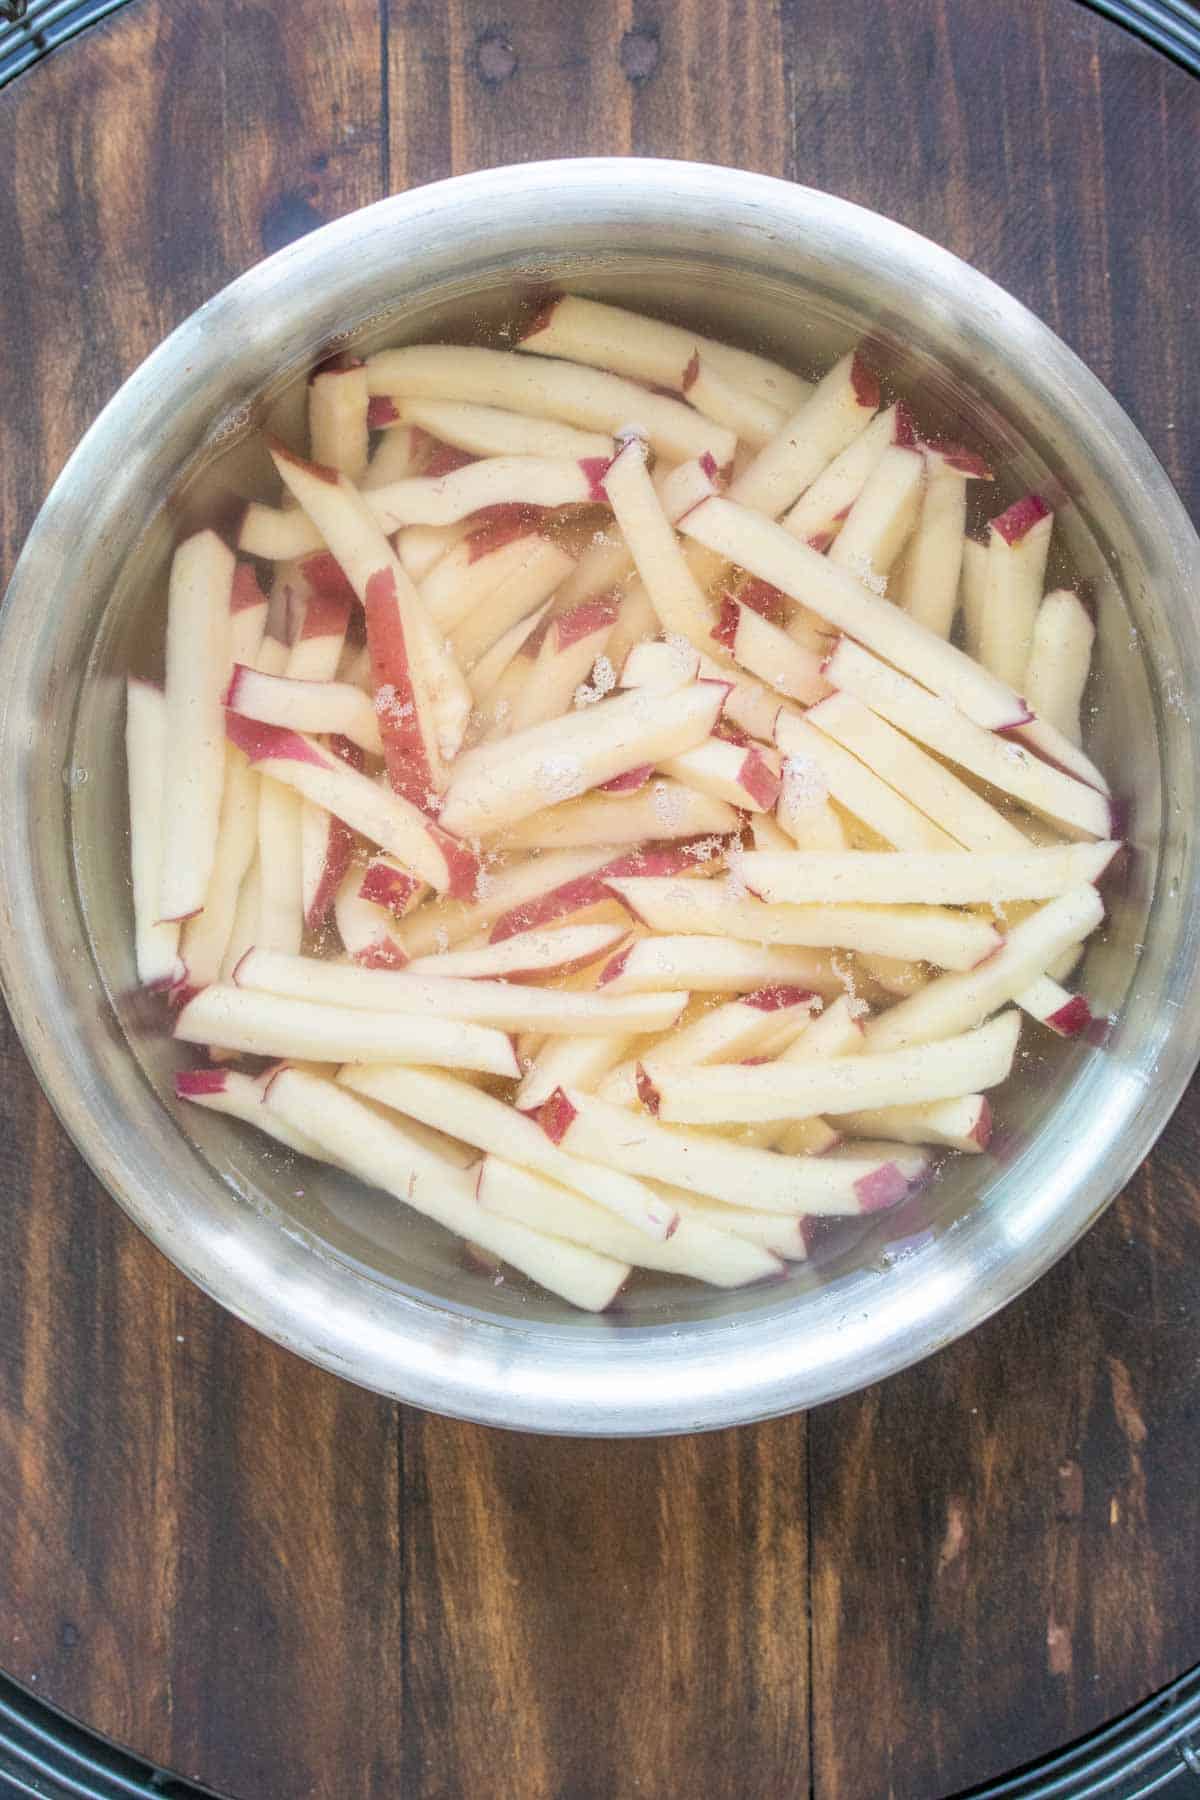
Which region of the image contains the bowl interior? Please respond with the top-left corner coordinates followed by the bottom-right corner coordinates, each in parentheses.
top-left (68, 250), bottom-right (1160, 1336)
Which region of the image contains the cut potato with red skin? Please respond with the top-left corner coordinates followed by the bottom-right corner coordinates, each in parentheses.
top-left (133, 307), bottom-right (1117, 1310)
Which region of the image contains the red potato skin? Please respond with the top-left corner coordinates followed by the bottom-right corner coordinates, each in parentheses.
top-left (358, 863), bottom-right (422, 918)
top-left (711, 596), bottom-right (740, 653)
top-left (465, 506), bottom-right (548, 561)
top-left (363, 566), bottom-right (438, 809)
top-left (991, 492), bottom-right (1052, 545)
top-left (538, 1087), bottom-right (578, 1146)
top-left (971, 1098), bottom-right (994, 1149)
top-left (922, 438), bottom-right (993, 480)
top-left (597, 764), bottom-right (655, 793)
top-left (579, 456), bottom-right (615, 503)
top-left (596, 945), bottom-right (632, 987)
top-left (231, 564), bottom-right (267, 613)
top-left (635, 1065), bottom-right (661, 1113)
top-left (367, 396), bottom-right (400, 429)
top-left (1045, 994), bottom-right (1092, 1037)
top-left (298, 551), bottom-right (358, 609)
top-left (892, 402), bottom-right (918, 448)
top-left (850, 353), bottom-right (881, 410)
top-left (224, 711), bottom-right (328, 769)
top-left (734, 580), bottom-right (791, 627)
top-left (518, 294), bottom-right (562, 340)
top-left (175, 1069), bottom-right (229, 1098)
top-left (269, 437), bottom-right (340, 486)
top-left (743, 985), bottom-right (819, 1012)
top-left (305, 814), bottom-right (357, 932)
top-left (423, 440), bottom-right (479, 478)
top-left (490, 839), bottom-right (730, 942)
top-left (555, 595), bottom-right (619, 648)
top-left (354, 940), bottom-right (409, 970)
top-left (854, 1162), bottom-right (909, 1212)
top-left (739, 748), bottom-right (782, 809)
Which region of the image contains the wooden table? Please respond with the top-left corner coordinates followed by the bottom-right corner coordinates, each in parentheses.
top-left (2, 2), bottom-right (1199, 1794)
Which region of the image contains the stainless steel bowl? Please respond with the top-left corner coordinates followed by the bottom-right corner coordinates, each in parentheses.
top-left (2, 159), bottom-right (1197, 1435)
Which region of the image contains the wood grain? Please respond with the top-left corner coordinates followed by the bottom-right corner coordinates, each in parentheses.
top-left (0, 1), bottom-right (1198, 1797)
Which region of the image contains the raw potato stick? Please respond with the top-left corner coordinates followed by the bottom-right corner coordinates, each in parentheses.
top-left (240, 458), bottom-right (603, 552)
top-left (448, 541), bottom-right (577, 670)
top-left (226, 665), bottom-right (383, 756)
top-left (864, 884), bottom-right (1105, 1051)
top-left (1015, 973), bottom-right (1093, 1037)
top-left (176, 1066), bottom-right (329, 1160)
top-left (266, 1069), bottom-right (628, 1311)
top-left (775, 709), bottom-right (958, 851)
top-left (399, 399), bottom-right (614, 461)
top-left (404, 923), bottom-right (627, 980)
top-left (960, 537), bottom-right (989, 662)
top-left (178, 747), bottom-right (259, 988)
top-left (220, 860), bottom-right (262, 982)
top-left (607, 876), bottom-right (1002, 970)
top-left (659, 737), bottom-right (782, 812)
top-left (401, 846), bottom-right (625, 954)
top-left (438, 680), bottom-right (727, 838)
top-left (515, 1033), bottom-right (634, 1112)
top-left (597, 934), bottom-right (840, 996)
top-left (223, 715), bottom-right (478, 896)
top-left (365, 344), bottom-right (737, 466)
top-left (159, 530), bottom-right (235, 921)
top-left (478, 1158), bottom-right (782, 1286)
top-left (420, 530), bottom-right (562, 632)
top-left (683, 497), bottom-right (1036, 732)
top-left (738, 843), bottom-right (1117, 907)
top-left (824, 638), bottom-right (1111, 840)
top-left (600, 988), bottom-right (818, 1106)
top-left (540, 1087), bottom-right (911, 1215)
top-left (780, 405), bottom-right (904, 547)
top-left (602, 437), bottom-right (719, 649)
top-left (234, 948), bottom-right (691, 1036)
top-left (833, 1095), bottom-right (993, 1153)
top-left (504, 598), bottom-right (618, 734)
top-left (827, 443), bottom-right (925, 581)
top-left (666, 1194), bottom-right (809, 1260)
top-left (518, 293), bottom-right (811, 414)
top-left (804, 691), bottom-right (1032, 853)
top-left (269, 442), bottom-right (470, 789)
top-left (646, 1010), bottom-right (1022, 1125)
top-left (1023, 589), bottom-right (1095, 746)
top-left (229, 564), bottom-right (269, 668)
top-left (309, 363), bottom-right (369, 484)
top-left (467, 599), bottom-right (555, 702)
top-left (362, 423), bottom-right (425, 490)
top-left (729, 349), bottom-right (880, 518)
top-left (176, 985), bottom-right (521, 1075)
top-left (397, 520), bottom-right (473, 583)
top-left (495, 783), bottom-right (737, 852)
top-left (709, 593), bottom-right (829, 705)
top-left (979, 495), bottom-right (1054, 689)
top-left (333, 863), bottom-right (408, 968)
top-left (890, 441), bottom-right (991, 636)
top-left (125, 680), bottom-right (183, 987)
top-left (340, 1065), bottom-right (677, 1239)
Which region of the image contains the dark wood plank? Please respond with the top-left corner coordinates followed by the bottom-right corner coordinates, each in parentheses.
top-left (794, 3), bottom-right (1200, 1793)
top-left (0, 6), bottom-right (404, 1798)
top-left (400, 1415), bottom-right (808, 1800)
